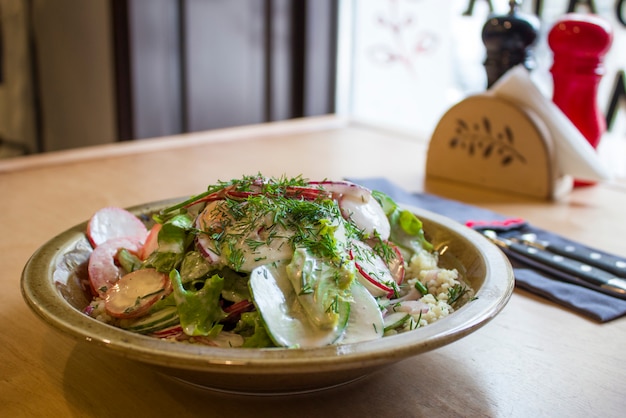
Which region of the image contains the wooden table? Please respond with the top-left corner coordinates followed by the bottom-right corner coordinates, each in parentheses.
top-left (2, 116), bottom-right (625, 417)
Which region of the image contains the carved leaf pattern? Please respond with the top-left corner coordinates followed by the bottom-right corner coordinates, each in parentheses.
top-left (448, 117), bottom-right (526, 166)
top-left (483, 117), bottom-right (491, 135)
top-left (483, 143), bottom-right (494, 158)
top-left (504, 126), bottom-right (514, 143)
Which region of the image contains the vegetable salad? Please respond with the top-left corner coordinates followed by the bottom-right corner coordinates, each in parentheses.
top-left (83, 175), bottom-right (475, 348)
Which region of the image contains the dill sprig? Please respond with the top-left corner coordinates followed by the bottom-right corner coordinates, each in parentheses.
top-left (160, 173), bottom-right (310, 215)
top-left (369, 234), bottom-right (397, 265)
top-left (193, 174), bottom-right (355, 269)
top-left (447, 283), bottom-right (469, 306)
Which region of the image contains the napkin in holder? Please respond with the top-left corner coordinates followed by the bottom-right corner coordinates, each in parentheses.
top-left (426, 66), bottom-right (611, 199)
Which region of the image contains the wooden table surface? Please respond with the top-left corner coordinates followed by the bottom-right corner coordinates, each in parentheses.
top-left (2, 116), bottom-right (625, 417)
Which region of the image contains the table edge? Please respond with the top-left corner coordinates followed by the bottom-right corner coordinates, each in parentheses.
top-left (0, 115), bottom-right (350, 174)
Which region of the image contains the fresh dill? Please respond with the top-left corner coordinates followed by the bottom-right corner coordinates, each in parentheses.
top-left (326, 295), bottom-right (339, 314)
top-left (447, 284), bottom-right (469, 305)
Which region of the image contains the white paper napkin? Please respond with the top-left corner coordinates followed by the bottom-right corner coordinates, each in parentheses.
top-left (489, 66), bottom-right (612, 182)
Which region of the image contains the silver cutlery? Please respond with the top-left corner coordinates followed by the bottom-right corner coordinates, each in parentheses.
top-left (516, 233), bottom-right (626, 279)
top-left (483, 230), bottom-right (626, 299)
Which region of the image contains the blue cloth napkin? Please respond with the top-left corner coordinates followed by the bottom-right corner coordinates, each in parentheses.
top-left (349, 178), bottom-right (626, 322)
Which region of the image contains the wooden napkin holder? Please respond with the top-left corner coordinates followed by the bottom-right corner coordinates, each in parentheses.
top-left (426, 94), bottom-right (572, 199)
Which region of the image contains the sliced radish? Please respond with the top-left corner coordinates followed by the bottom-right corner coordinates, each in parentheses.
top-left (152, 324), bottom-right (184, 338)
top-left (222, 300), bottom-right (255, 323)
top-left (140, 223), bottom-right (162, 260)
top-left (309, 181), bottom-right (390, 240)
top-left (184, 179), bottom-right (264, 207)
top-left (88, 237), bottom-right (143, 296)
top-left (354, 262), bottom-right (394, 298)
top-left (350, 240), bottom-right (397, 298)
top-left (223, 299), bottom-right (254, 315)
top-left (283, 186), bottom-right (330, 201)
top-left (183, 190), bottom-right (226, 208)
top-left (339, 194), bottom-right (390, 240)
top-left (187, 186), bottom-right (325, 210)
top-left (385, 241), bottom-right (406, 285)
top-left (195, 235), bottom-right (221, 264)
top-left (183, 332), bottom-right (245, 348)
top-left (87, 207), bottom-right (148, 248)
top-left (194, 200), bottom-right (295, 271)
top-left (194, 201), bottom-right (226, 265)
top-left (104, 268), bottom-right (171, 319)
top-left (363, 239), bottom-right (406, 285)
top-left (308, 180), bottom-right (371, 200)
top-left (224, 189), bottom-right (257, 199)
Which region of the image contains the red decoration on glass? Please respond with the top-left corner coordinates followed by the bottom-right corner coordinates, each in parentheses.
top-left (548, 13), bottom-right (613, 187)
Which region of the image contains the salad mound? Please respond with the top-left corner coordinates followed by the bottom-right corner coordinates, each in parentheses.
top-left (83, 174), bottom-right (475, 348)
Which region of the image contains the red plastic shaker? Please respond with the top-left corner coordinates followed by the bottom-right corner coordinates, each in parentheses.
top-left (548, 14), bottom-right (613, 186)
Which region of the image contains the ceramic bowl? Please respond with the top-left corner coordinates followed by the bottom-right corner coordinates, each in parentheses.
top-left (21, 199), bottom-right (514, 395)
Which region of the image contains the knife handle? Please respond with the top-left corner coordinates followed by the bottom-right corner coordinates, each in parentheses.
top-left (543, 242), bottom-right (626, 279)
top-left (508, 242), bottom-right (626, 294)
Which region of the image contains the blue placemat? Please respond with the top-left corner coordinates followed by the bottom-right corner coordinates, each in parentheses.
top-left (349, 177), bottom-right (626, 322)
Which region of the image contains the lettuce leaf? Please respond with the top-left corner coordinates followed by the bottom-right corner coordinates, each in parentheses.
top-left (372, 190), bottom-right (433, 254)
top-left (170, 270), bottom-right (226, 336)
top-left (234, 311), bottom-right (276, 348)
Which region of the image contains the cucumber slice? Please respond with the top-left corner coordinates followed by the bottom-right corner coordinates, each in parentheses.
top-left (285, 248), bottom-right (353, 331)
top-left (249, 263), bottom-right (350, 348)
top-left (123, 306), bottom-right (180, 334)
top-left (339, 281), bottom-right (384, 344)
top-left (383, 311), bottom-right (411, 332)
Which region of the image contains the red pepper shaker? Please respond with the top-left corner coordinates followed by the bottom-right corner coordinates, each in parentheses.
top-left (548, 14), bottom-right (613, 186)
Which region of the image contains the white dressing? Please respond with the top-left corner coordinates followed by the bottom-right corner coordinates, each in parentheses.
top-left (249, 263), bottom-right (349, 348)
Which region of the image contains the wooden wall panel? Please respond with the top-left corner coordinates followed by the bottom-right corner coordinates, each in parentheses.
top-left (32, 0), bottom-right (116, 151)
top-left (127, 0), bottom-right (183, 140)
top-left (302, 0), bottom-right (338, 117)
top-left (268, 0), bottom-right (295, 122)
top-left (183, 0), bottom-right (266, 132)
top-left (113, 0), bottom-right (338, 140)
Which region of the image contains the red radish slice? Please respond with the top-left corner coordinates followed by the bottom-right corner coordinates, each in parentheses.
top-left (87, 207), bottom-right (148, 248)
top-left (308, 180), bottom-right (371, 200)
top-left (194, 201), bottom-right (224, 264)
top-left (88, 237), bottom-right (143, 296)
top-left (104, 268), bottom-right (171, 319)
top-left (309, 181), bottom-right (390, 240)
top-left (224, 189), bottom-right (256, 199)
top-left (223, 300), bottom-right (255, 322)
top-left (189, 184), bottom-right (328, 205)
top-left (195, 235), bottom-right (221, 264)
top-left (354, 262), bottom-right (395, 298)
top-left (183, 189), bottom-right (227, 208)
top-left (223, 299), bottom-right (254, 314)
top-left (152, 324), bottom-right (184, 338)
top-left (339, 194), bottom-right (390, 240)
top-left (140, 223), bottom-right (162, 260)
top-left (385, 241), bottom-right (406, 285)
top-left (284, 186), bottom-right (329, 200)
top-left (350, 240), bottom-right (397, 298)
top-left (364, 239), bottom-right (405, 285)
top-left (184, 332), bottom-right (245, 348)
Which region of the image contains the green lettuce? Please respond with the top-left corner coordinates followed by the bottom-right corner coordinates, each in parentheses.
top-left (372, 190), bottom-right (433, 254)
top-left (169, 270), bottom-right (226, 336)
top-left (234, 312), bottom-right (275, 348)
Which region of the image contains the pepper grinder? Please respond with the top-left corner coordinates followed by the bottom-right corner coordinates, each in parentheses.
top-left (548, 14), bottom-right (613, 186)
top-left (481, 0), bottom-right (539, 88)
